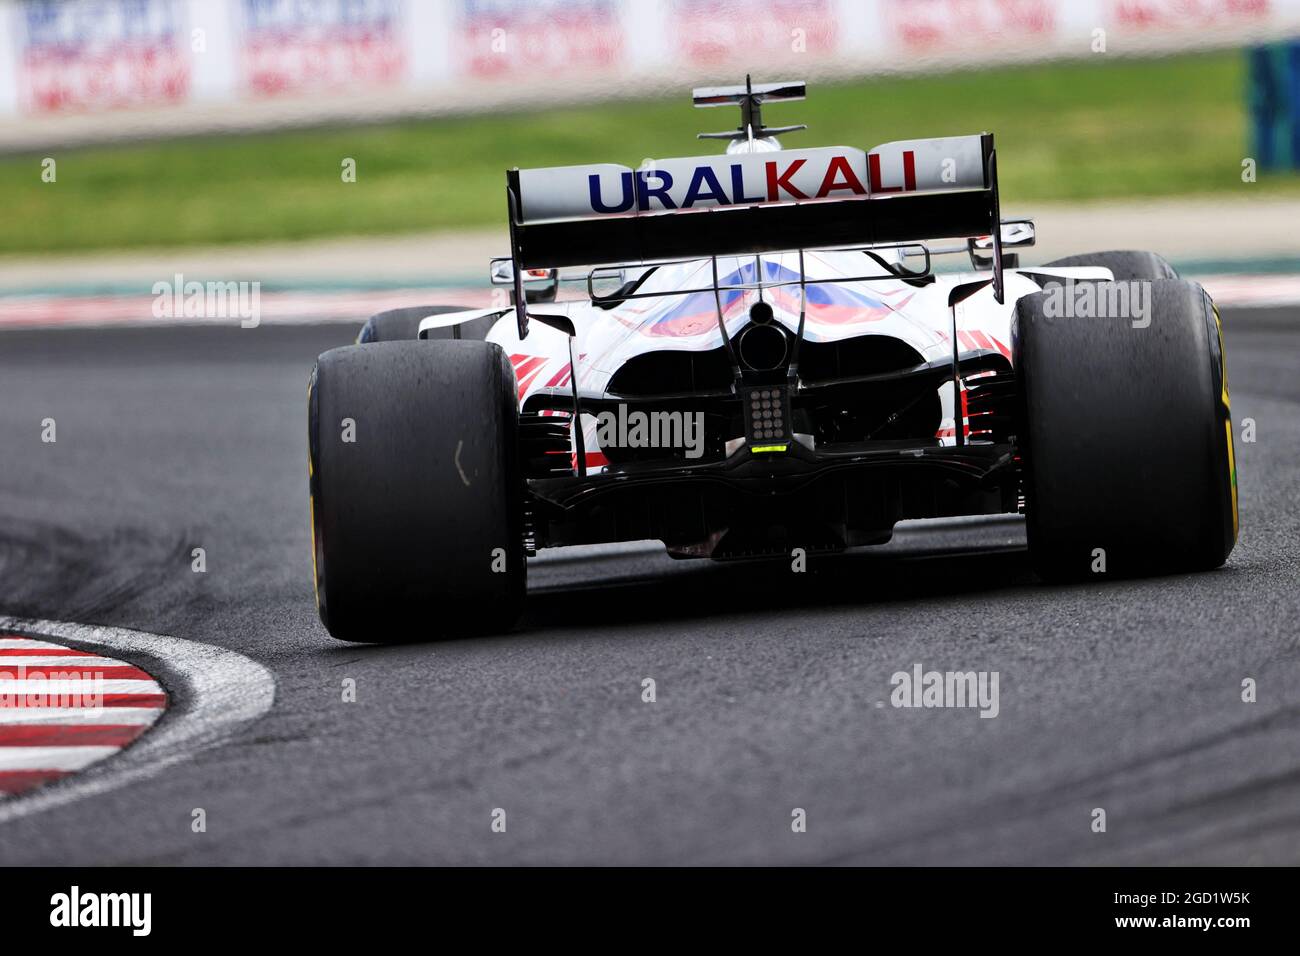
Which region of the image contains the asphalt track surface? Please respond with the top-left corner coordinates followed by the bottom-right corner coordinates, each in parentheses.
top-left (0, 309), bottom-right (1296, 865)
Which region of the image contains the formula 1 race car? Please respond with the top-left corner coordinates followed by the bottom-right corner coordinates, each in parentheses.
top-left (308, 79), bottom-right (1237, 642)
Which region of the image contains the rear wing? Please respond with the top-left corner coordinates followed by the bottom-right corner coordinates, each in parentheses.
top-left (505, 133), bottom-right (1004, 337)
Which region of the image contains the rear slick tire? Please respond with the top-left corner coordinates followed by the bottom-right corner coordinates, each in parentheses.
top-left (308, 339), bottom-right (525, 642)
top-left (1014, 278), bottom-right (1237, 581)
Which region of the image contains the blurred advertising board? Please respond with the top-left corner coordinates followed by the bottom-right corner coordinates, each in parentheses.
top-left (240, 0), bottom-right (406, 97)
top-left (669, 0), bottom-right (840, 66)
top-left (1, 0), bottom-right (1298, 145)
top-left (11, 0), bottom-right (190, 114)
top-left (454, 0), bottom-right (623, 79)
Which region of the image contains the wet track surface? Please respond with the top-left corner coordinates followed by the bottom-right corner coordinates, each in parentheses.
top-left (0, 311), bottom-right (1296, 864)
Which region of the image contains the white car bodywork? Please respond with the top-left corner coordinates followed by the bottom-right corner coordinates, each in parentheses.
top-left (418, 106), bottom-right (1113, 475)
top-left (423, 255), bottom-right (1110, 471)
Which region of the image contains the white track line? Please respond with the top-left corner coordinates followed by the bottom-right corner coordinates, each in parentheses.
top-left (0, 616), bottom-right (275, 825)
top-left (0, 746), bottom-right (119, 771)
top-left (0, 679), bottom-right (160, 694)
top-left (0, 638), bottom-right (69, 649)
top-left (0, 656), bottom-right (124, 667)
top-left (0, 707), bottom-right (163, 725)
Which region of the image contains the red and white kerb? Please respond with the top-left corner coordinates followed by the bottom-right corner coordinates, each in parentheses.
top-left (0, 635), bottom-right (167, 797)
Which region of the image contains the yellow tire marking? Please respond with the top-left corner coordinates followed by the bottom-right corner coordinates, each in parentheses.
top-left (1211, 303), bottom-right (1238, 543)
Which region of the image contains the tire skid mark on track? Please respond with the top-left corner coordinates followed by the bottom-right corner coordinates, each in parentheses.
top-left (0, 617), bottom-right (274, 825)
top-left (0, 517), bottom-right (194, 625)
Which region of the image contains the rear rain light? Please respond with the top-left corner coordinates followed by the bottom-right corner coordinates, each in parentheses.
top-left (744, 386), bottom-right (791, 446)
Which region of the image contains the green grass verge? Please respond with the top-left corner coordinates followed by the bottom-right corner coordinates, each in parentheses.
top-left (5, 50), bottom-right (1297, 255)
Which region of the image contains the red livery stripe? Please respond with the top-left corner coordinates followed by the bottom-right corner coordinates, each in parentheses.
top-left (543, 363), bottom-right (573, 389)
